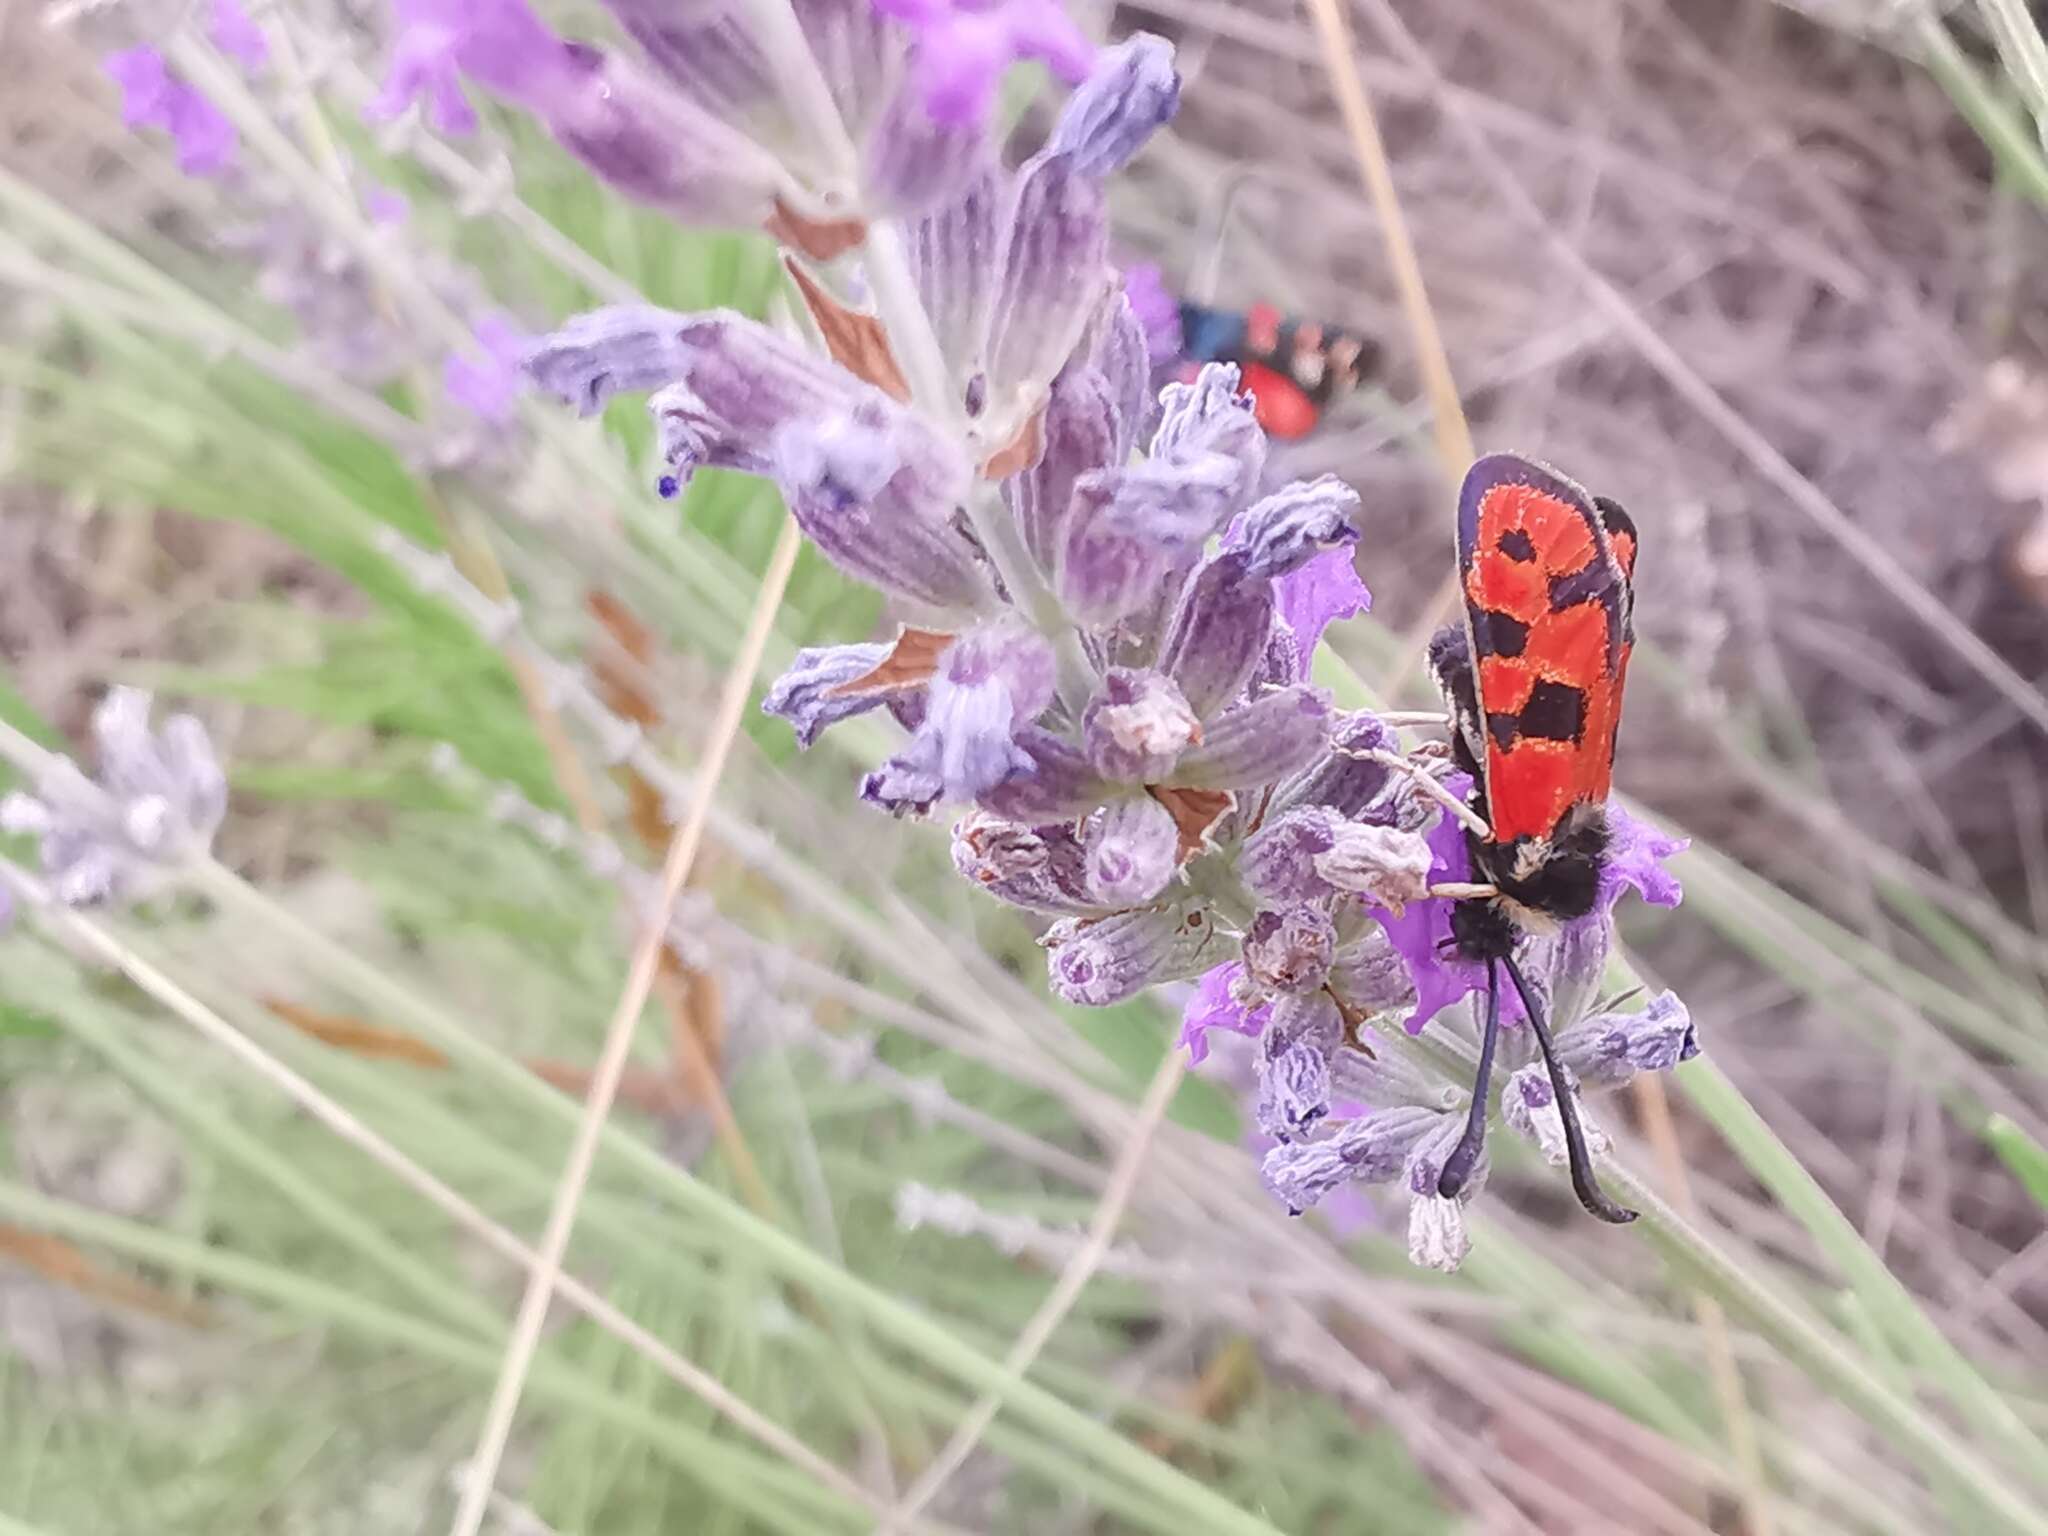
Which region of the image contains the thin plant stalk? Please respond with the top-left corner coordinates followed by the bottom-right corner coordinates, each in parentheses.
top-left (449, 513), bottom-right (805, 1536)
top-left (877, 1049), bottom-right (1190, 1534)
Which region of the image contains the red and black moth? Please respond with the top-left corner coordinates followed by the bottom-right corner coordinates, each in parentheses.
top-left (1427, 453), bottom-right (1641, 1224)
top-left (1176, 300), bottom-right (1380, 440)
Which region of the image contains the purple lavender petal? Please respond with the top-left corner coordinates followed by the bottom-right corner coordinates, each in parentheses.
top-left (890, 621), bottom-right (1057, 803)
top-left (761, 641), bottom-right (897, 748)
top-left (1177, 961), bottom-right (1269, 1065)
top-left (876, 0), bottom-right (1096, 125)
top-left (525, 305), bottom-right (701, 416)
top-left (1367, 787), bottom-right (1527, 1033)
top-left (610, 2), bottom-right (773, 125)
top-left (1164, 684), bottom-right (1332, 790)
top-left (1232, 476), bottom-right (1363, 579)
top-left (1045, 33), bottom-right (1178, 179)
top-left (370, 0), bottom-right (577, 133)
top-left (1597, 801), bottom-right (1689, 913)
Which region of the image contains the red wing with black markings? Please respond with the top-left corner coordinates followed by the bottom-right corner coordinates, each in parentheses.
top-left (1454, 454), bottom-right (1636, 846)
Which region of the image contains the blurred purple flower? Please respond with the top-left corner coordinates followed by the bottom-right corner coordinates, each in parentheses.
top-left (369, 0), bottom-right (576, 134)
top-left (1121, 262), bottom-right (1182, 364)
top-left (873, 0), bottom-right (1096, 126)
top-left (444, 313), bottom-right (531, 424)
top-left (210, 0), bottom-right (270, 70)
top-left (365, 184), bottom-right (411, 224)
top-left (104, 48), bottom-right (236, 176)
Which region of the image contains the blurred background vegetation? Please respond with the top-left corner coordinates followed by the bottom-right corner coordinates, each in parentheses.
top-left (3, 0), bottom-right (2048, 1532)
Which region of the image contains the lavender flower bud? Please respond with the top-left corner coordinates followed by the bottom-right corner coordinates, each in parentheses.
top-left (1235, 476), bottom-right (1364, 579)
top-left (985, 153), bottom-right (1111, 419)
top-left (1272, 711), bottom-right (1394, 819)
top-left (1328, 930), bottom-right (1418, 1020)
top-left (2, 690), bottom-right (226, 906)
top-left (1403, 1116), bottom-right (1477, 1272)
top-left (1406, 1186), bottom-right (1471, 1273)
top-left (1043, 903), bottom-right (1220, 1006)
top-left (610, 4), bottom-right (773, 126)
top-left (1079, 287), bottom-right (1154, 462)
top-left (761, 641), bottom-right (896, 747)
top-left (1081, 669), bottom-right (1199, 783)
top-left (1254, 992), bottom-right (1341, 1140)
top-left (1156, 550), bottom-right (1272, 717)
top-left (1082, 795), bottom-right (1180, 906)
top-left (1242, 906), bottom-right (1336, 995)
top-left (769, 398), bottom-right (988, 611)
top-left (1151, 364), bottom-right (1266, 497)
top-left (865, 75), bottom-right (990, 216)
top-left (1237, 806), bottom-right (1341, 904)
top-left (1008, 366), bottom-right (1119, 576)
top-left (1312, 822), bottom-right (1434, 908)
top-left (978, 729), bottom-right (1112, 821)
top-left (952, 811), bottom-right (1102, 914)
top-left (524, 305), bottom-right (701, 416)
top-left (1261, 1105), bottom-right (1446, 1214)
top-left (1555, 992), bottom-right (1698, 1088)
top-left (1502, 1064), bottom-right (1610, 1167)
top-left (1045, 34), bottom-right (1179, 180)
top-left (909, 170), bottom-right (1003, 386)
top-left (791, 0), bottom-right (903, 131)
top-left (1165, 685), bottom-right (1332, 790)
top-left (545, 46), bottom-right (788, 228)
top-left (1544, 915), bottom-right (1613, 1032)
top-left (865, 621), bottom-right (1056, 814)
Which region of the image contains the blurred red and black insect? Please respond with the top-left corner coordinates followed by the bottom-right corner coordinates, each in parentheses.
top-left (1176, 299), bottom-right (1380, 440)
top-left (1427, 453), bottom-right (1642, 1224)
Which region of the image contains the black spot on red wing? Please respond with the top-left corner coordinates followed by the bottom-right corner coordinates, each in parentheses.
top-left (1519, 680), bottom-right (1586, 743)
top-left (1487, 711), bottom-right (1520, 750)
top-left (1497, 528), bottom-right (1537, 562)
top-left (1473, 610), bottom-right (1529, 658)
top-left (1547, 562), bottom-right (1613, 612)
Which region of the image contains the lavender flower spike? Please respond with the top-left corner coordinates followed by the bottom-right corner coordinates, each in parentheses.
top-left (1046, 34), bottom-right (1180, 179)
top-left (1, 690), bottom-right (226, 907)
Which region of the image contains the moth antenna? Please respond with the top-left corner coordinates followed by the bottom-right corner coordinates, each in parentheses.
top-left (1428, 881), bottom-right (1498, 900)
top-left (1436, 957), bottom-right (1499, 1200)
top-left (1503, 953), bottom-right (1637, 1225)
top-left (1360, 750), bottom-right (1492, 839)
